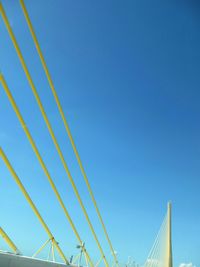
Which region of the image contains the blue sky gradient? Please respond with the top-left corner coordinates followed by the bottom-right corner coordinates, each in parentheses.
top-left (0, 0), bottom-right (199, 266)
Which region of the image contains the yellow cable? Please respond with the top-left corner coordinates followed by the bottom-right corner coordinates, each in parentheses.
top-left (144, 212), bottom-right (168, 267)
top-left (0, 227), bottom-right (20, 254)
top-left (32, 239), bottom-right (51, 258)
top-left (0, 3), bottom-right (108, 266)
top-left (19, 1), bottom-right (118, 265)
top-left (0, 74), bottom-right (93, 267)
top-left (0, 147), bottom-right (68, 264)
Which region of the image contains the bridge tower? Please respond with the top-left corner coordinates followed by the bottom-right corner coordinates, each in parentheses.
top-left (167, 202), bottom-right (173, 267)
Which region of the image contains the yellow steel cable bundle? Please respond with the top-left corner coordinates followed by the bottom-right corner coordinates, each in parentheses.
top-left (0, 3), bottom-right (109, 267)
top-left (0, 74), bottom-right (94, 267)
top-left (0, 227), bottom-right (20, 254)
top-left (19, 1), bottom-right (119, 266)
top-left (0, 147), bottom-right (68, 264)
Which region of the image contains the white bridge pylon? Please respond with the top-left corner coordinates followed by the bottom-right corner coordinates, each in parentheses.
top-left (144, 203), bottom-right (173, 267)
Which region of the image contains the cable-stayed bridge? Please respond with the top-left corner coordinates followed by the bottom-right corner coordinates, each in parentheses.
top-left (0, 1), bottom-right (173, 267)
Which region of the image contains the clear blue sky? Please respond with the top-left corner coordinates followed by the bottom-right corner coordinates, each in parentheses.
top-left (0, 0), bottom-right (199, 266)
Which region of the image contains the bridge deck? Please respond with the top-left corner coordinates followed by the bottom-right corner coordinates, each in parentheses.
top-left (0, 251), bottom-right (69, 267)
